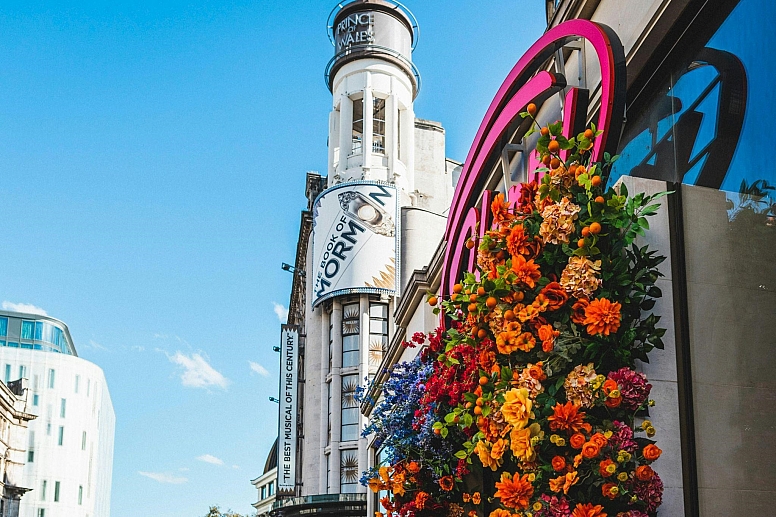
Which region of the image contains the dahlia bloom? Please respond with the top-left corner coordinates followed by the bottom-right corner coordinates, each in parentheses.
top-left (583, 298), bottom-right (622, 336)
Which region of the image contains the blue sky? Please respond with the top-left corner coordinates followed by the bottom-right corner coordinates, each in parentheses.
top-left (0, 1), bottom-right (544, 515)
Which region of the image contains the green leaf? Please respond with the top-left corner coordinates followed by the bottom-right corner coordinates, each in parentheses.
top-left (441, 427), bottom-right (449, 438)
top-left (549, 121), bottom-right (563, 136)
top-left (454, 450), bottom-right (467, 459)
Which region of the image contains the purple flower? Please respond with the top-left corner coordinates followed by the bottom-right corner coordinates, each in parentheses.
top-left (608, 367), bottom-right (652, 411)
top-left (630, 471), bottom-right (664, 513)
top-left (609, 420), bottom-right (638, 453)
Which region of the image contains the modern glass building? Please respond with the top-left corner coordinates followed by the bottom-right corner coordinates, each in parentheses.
top-left (0, 310), bottom-right (115, 517)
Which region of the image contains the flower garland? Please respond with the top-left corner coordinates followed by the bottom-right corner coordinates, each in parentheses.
top-left (363, 109), bottom-right (669, 517)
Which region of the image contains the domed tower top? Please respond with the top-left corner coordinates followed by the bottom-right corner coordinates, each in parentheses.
top-left (326, 0), bottom-right (420, 98)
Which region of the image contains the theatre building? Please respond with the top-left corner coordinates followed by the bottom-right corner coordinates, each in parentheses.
top-left (364, 0), bottom-right (776, 516)
top-left (270, 1), bottom-right (458, 515)
top-left (273, 0), bottom-right (774, 516)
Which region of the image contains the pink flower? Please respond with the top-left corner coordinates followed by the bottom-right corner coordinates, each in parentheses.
top-left (630, 471), bottom-right (664, 512)
top-left (608, 368), bottom-right (652, 411)
top-left (609, 420), bottom-right (638, 453)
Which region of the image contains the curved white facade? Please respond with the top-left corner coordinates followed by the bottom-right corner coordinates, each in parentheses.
top-left (0, 312), bottom-right (114, 517)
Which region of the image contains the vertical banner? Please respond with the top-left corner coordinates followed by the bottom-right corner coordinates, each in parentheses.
top-left (277, 325), bottom-right (298, 495)
top-left (312, 181), bottom-right (399, 307)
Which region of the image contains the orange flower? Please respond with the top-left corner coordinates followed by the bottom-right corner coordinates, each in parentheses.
top-left (491, 193), bottom-right (513, 225)
top-left (570, 433), bottom-right (586, 449)
top-left (601, 482), bottom-right (618, 499)
top-left (537, 324), bottom-right (559, 352)
top-left (376, 512), bottom-right (384, 517)
top-left (552, 455), bottom-right (567, 471)
top-left (462, 493), bottom-right (472, 503)
top-left (571, 502), bottom-right (607, 517)
top-left (501, 388), bottom-right (532, 429)
top-left (570, 298), bottom-right (589, 324)
top-left (511, 255), bottom-right (542, 288)
top-left (380, 496), bottom-right (393, 512)
top-left (643, 444), bottom-right (662, 461)
top-left (590, 432), bottom-right (608, 448)
top-left (407, 461), bottom-right (420, 474)
top-left (582, 298), bottom-right (622, 336)
top-left (602, 379), bottom-right (618, 396)
top-left (414, 491), bottom-right (430, 509)
top-left (539, 282), bottom-right (569, 311)
top-left (491, 438), bottom-right (508, 460)
top-left (494, 472), bottom-right (534, 510)
top-left (548, 402), bottom-right (592, 434)
top-left (581, 441), bottom-right (600, 459)
top-left (599, 458), bottom-right (616, 478)
top-left (475, 440), bottom-right (501, 471)
top-left (468, 512), bottom-right (478, 517)
top-left (507, 224), bottom-right (531, 257)
top-left (489, 510), bottom-right (512, 517)
top-left (472, 492), bottom-right (481, 505)
top-left (605, 396), bottom-right (622, 408)
top-left (635, 465), bottom-right (654, 481)
top-left (525, 363), bottom-right (546, 381)
top-left (548, 471), bottom-right (579, 494)
top-left (439, 475), bottom-right (454, 491)
top-left (515, 332), bottom-right (536, 352)
top-left (391, 471), bottom-right (406, 496)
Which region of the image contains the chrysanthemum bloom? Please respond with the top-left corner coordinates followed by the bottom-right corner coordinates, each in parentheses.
top-left (439, 475), bottom-right (454, 492)
top-left (517, 181), bottom-right (538, 213)
top-left (564, 363), bottom-right (598, 407)
top-left (643, 444), bottom-right (662, 461)
top-left (511, 254), bottom-right (542, 288)
top-left (583, 298), bottom-right (622, 336)
top-left (501, 388), bottom-right (532, 429)
top-left (560, 257), bottom-right (602, 299)
top-left (548, 401), bottom-right (592, 434)
top-left (539, 197), bottom-right (580, 244)
top-left (488, 510), bottom-right (512, 517)
top-left (607, 368), bottom-right (652, 411)
top-left (540, 281), bottom-right (569, 310)
top-left (494, 472), bottom-right (534, 510)
top-left (507, 224), bottom-right (531, 257)
top-left (492, 193), bottom-right (513, 225)
top-left (571, 502), bottom-right (608, 517)
top-left (548, 471), bottom-right (579, 494)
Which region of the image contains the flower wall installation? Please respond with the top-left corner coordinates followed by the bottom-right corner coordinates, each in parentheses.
top-left (362, 109), bottom-right (669, 517)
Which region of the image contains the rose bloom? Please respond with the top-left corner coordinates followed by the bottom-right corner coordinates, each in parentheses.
top-left (494, 472), bottom-right (534, 510)
top-left (491, 438), bottom-right (508, 460)
top-left (590, 432), bottom-right (608, 448)
top-left (570, 298), bottom-right (589, 324)
top-left (599, 458), bottom-right (616, 478)
top-left (476, 440), bottom-right (501, 471)
top-left (605, 395), bottom-right (622, 408)
top-left (538, 324), bottom-right (559, 352)
top-left (540, 281), bottom-right (569, 310)
top-left (548, 402), bottom-right (592, 434)
top-left (582, 441), bottom-right (600, 459)
top-left (635, 465), bottom-right (655, 481)
top-left (571, 502), bottom-right (608, 517)
top-left (439, 475), bottom-right (454, 491)
top-left (602, 482), bottom-right (619, 499)
top-left (501, 388), bottom-right (532, 429)
top-left (583, 298), bottom-right (622, 336)
top-left (552, 455), bottom-right (567, 471)
top-left (510, 426), bottom-right (537, 463)
top-left (570, 433), bottom-right (586, 449)
top-left (643, 444), bottom-right (662, 461)
top-left (549, 471), bottom-right (579, 495)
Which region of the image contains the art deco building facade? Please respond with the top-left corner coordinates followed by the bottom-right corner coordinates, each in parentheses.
top-left (0, 311), bottom-right (115, 517)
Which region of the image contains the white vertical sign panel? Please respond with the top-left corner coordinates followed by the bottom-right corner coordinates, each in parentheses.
top-left (277, 325), bottom-right (298, 494)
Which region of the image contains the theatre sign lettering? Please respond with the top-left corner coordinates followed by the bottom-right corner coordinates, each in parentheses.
top-left (441, 19), bottom-right (627, 301)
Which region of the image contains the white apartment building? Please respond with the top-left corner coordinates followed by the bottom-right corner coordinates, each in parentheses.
top-left (0, 311), bottom-right (115, 517)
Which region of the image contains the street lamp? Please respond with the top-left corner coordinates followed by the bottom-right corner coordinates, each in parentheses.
top-left (269, 397), bottom-right (280, 403)
top-left (281, 263), bottom-right (305, 276)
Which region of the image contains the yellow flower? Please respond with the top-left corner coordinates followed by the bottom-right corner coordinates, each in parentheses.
top-left (617, 472), bottom-right (629, 482)
top-left (476, 440), bottom-right (502, 471)
top-left (527, 473), bottom-right (536, 482)
top-left (533, 502), bottom-right (543, 511)
top-left (641, 420), bottom-right (652, 430)
top-left (605, 463), bottom-right (617, 475)
top-left (501, 388), bottom-right (532, 430)
top-left (550, 434), bottom-right (560, 444)
top-left (603, 430), bottom-right (613, 439)
top-left (555, 438), bottom-right (566, 447)
top-left (510, 425), bottom-right (537, 463)
top-left (646, 426), bottom-right (656, 438)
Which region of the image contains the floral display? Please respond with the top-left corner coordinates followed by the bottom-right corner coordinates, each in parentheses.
top-left (362, 108), bottom-right (668, 517)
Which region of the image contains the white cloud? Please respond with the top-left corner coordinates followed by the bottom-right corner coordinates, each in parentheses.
top-left (249, 361), bottom-right (270, 377)
top-left (138, 471), bottom-right (188, 484)
top-left (88, 339), bottom-right (109, 351)
top-left (273, 302), bottom-right (288, 324)
top-left (232, 465), bottom-right (240, 470)
top-left (1, 301), bottom-right (47, 316)
top-left (196, 454), bottom-right (224, 466)
top-left (169, 352), bottom-right (228, 390)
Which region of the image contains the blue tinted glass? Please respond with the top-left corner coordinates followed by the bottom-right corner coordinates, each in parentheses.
top-left (613, 0), bottom-right (776, 198)
top-left (42, 324), bottom-right (53, 344)
top-left (53, 327), bottom-right (63, 347)
top-left (21, 321), bottom-right (34, 340)
top-left (0, 341), bottom-right (5, 347)
top-left (21, 344), bottom-right (33, 349)
top-left (33, 344), bottom-right (41, 350)
top-left (0, 318), bottom-right (7, 337)
top-left (34, 322), bottom-right (43, 340)
top-left (8, 342), bottom-right (19, 348)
